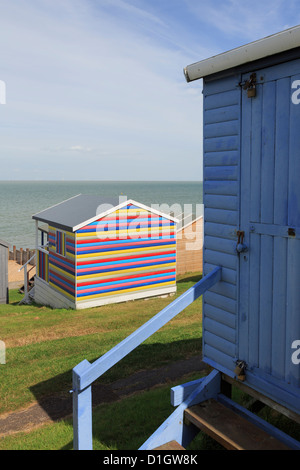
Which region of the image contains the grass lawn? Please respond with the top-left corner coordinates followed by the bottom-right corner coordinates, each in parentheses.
top-left (1, 272), bottom-right (299, 450)
top-left (0, 273), bottom-right (203, 415)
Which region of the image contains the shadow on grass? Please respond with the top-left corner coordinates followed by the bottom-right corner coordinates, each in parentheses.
top-left (29, 339), bottom-right (205, 444)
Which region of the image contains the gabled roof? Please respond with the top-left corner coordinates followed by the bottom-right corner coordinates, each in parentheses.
top-left (32, 194), bottom-right (178, 232)
top-left (184, 24), bottom-right (300, 82)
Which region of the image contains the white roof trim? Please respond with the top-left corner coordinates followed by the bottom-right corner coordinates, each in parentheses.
top-left (73, 199), bottom-right (178, 231)
top-left (177, 215), bottom-right (203, 233)
top-left (184, 25), bottom-right (300, 82)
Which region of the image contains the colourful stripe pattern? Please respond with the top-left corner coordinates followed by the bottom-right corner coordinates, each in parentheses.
top-left (56, 230), bottom-right (66, 256)
top-left (37, 250), bottom-right (49, 283)
top-left (48, 227), bottom-right (76, 300)
top-left (76, 204), bottom-right (176, 302)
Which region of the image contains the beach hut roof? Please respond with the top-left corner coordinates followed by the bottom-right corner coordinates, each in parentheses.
top-left (0, 239), bottom-right (9, 248)
top-left (184, 24), bottom-right (300, 82)
top-left (32, 194), bottom-right (178, 232)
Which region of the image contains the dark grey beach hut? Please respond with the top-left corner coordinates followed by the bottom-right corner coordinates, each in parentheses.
top-left (0, 239), bottom-right (9, 304)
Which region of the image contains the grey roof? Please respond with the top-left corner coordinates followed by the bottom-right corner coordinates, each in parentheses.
top-left (32, 194), bottom-right (178, 232)
top-left (0, 239), bottom-right (9, 248)
top-left (32, 194), bottom-right (120, 232)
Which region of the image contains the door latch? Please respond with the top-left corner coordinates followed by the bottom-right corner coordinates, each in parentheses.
top-left (241, 73), bottom-right (256, 98)
top-left (236, 230), bottom-right (248, 253)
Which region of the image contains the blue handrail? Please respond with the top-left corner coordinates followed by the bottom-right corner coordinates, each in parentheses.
top-left (72, 266), bottom-right (222, 450)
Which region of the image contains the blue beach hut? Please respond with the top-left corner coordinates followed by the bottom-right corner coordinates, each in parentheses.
top-left (72, 26), bottom-right (300, 450)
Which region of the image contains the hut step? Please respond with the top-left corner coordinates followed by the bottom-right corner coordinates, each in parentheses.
top-left (153, 440), bottom-right (185, 451)
top-left (184, 399), bottom-right (290, 450)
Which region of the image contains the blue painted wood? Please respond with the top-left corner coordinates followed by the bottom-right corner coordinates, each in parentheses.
top-left (238, 59), bottom-right (300, 413)
top-left (203, 73), bottom-right (240, 379)
top-left (170, 377), bottom-right (205, 407)
top-left (202, 56), bottom-right (300, 416)
top-left (139, 370), bottom-right (221, 450)
top-left (72, 359), bottom-right (93, 450)
top-left (74, 267), bottom-right (222, 391)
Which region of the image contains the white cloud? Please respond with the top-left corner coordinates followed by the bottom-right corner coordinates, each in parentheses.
top-left (0, 0), bottom-right (298, 180)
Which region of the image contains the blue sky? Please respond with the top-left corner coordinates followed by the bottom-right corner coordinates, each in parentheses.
top-left (0, 0), bottom-right (299, 181)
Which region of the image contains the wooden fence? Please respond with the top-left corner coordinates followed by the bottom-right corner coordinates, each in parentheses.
top-left (9, 246), bottom-right (36, 266)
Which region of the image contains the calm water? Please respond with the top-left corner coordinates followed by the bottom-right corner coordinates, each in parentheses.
top-left (0, 181), bottom-right (203, 249)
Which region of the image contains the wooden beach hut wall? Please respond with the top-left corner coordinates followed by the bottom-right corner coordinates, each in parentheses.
top-left (183, 26), bottom-right (300, 415)
top-left (32, 195), bottom-right (177, 310)
top-left (0, 239), bottom-right (9, 304)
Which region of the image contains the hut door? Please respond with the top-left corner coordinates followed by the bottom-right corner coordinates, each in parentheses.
top-left (239, 58), bottom-right (300, 412)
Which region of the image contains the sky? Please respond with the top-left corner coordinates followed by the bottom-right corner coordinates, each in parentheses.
top-left (0, 0), bottom-right (299, 181)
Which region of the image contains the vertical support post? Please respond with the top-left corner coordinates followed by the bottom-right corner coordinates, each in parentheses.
top-left (35, 221), bottom-right (39, 278)
top-left (72, 360), bottom-right (93, 450)
top-left (23, 263), bottom-right (28, 300)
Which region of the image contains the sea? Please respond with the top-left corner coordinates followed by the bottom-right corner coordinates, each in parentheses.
top-left (0, 181), bottom-right (203, 249)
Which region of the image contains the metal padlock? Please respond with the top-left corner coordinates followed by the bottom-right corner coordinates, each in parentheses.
top-left (234, 360), bottom-right (246, 381)
top-left (247, 85), bottom-right (256, 98)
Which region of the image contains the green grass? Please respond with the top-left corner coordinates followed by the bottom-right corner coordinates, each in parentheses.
top-left (1, 272), bottom-right (299, 450)
top-left (0, 373), bottom-right (220, 451)
top-left (0, 273), bottom-right (203, 415)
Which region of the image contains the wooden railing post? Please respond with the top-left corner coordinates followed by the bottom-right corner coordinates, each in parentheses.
top-left (72, 360), bottom-right (93, 450)
top-left (72, 267), bottom-right (222, 450)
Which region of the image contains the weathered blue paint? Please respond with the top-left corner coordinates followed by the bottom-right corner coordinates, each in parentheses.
top-left (72, 359), bottom-right (93, 450)
top-left (202, 57), bottom-right (300, 415)
top-left (139, 370), bottom-right (221, 450)
top-left (170, 377), bottom-right (205, 407)
top-left (72, 267), bottom-right (222, 449)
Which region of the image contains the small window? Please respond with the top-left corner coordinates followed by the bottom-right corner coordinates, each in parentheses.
top-left (56, 230), bottom-right (66, 257)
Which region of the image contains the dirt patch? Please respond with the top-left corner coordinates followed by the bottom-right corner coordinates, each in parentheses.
top-left (8, 260), bottom-right (36, 284)
top-left (0, 355), bottom-right (207, 437)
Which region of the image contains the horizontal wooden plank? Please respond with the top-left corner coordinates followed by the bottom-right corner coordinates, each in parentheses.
top-left (203, 346), bottom-right (236, 371)
top-left (204, 194), bottom-right (238, 211)
top-left (204, 89), bottom-right (239, 110)
top-left (204, 249), bottom-right (237, 270)
top-left (204, 166), bottom-right (238, 181)
top-left (204, 331), bottom-right (236, 357)
top-left (205, 208), bottom-right (238, 225)
top-left (204, 135), bottom-right (239, 153)
top-left (204, 105), bottom-right (239, 124)
top-left (171, 378), bottom-right (205, 407)
top-left (203, 317), bottom-right (236, 343)
top-left (204, 290), bottom-right (236, 314)
top-left (205, 235), bottom-right (237, 255)
top-left (249, 222), bottom-right (300, 240)
top-left (184, 400), bottom-right (290, 450)
top-left (204, 222), bottom-right (237, 240)
top-left (204, 120), bottom-right (239, 138)
top-left (204, 150), bottom-right (239, 166)
top-left (204, 263), bottom-right (236, 284)
top-left (204, 303), bottom-right (236, 329)
top-left (204, 181), bottom-right (239, 196)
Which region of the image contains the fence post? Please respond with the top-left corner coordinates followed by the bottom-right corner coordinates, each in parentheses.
top-left (72, 360), bottom-right (93, 450)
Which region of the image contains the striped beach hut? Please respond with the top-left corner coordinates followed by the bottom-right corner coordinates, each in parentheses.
top-left (32, 195), bottom-right (177, 309)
